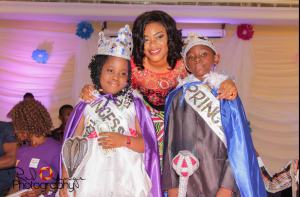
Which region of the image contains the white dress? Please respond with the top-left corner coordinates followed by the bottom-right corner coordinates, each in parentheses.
top-left (61, 92), bottom-right (152, 197)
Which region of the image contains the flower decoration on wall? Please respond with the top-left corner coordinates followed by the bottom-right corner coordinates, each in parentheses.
top-left (32, 49), bottom-right (49, 64)
top-left (76, 22), bottom-right (94, 40)
top-left (237, 24), bottom-right (254, 40)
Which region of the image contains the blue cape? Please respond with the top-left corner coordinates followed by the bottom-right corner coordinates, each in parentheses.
top-left (164, 82), bottom-right (267, 197)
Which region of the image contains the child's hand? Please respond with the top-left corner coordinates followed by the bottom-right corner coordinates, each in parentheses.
top-left (216, 187), bottom-right (232, 197)
top-left (59, 187), bottom-right (75, 197)
top-left (216, 79), bottom-right (237, 100)
top-left (80, 85), bottom-right (96, 101)
top-left (167, 188), bottom-right (178, 197)
top-left (98, 132), bottom-right (127, 149)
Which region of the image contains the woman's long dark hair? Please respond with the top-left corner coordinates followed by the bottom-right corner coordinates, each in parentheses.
top-left (132, 10), bottom-right (183, 70)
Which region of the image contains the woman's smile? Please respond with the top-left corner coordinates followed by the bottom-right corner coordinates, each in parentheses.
top-left (149, 49), bottom-right (161, 56)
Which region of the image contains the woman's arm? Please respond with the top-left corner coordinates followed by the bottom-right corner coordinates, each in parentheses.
top-left (98, 117), bottom-right (145, 153)
top-left (0, 142), bottom-right (19, 171)
top-left (7, 174), bottom-right (19, 195)
top-left (80, 85), bottom-right (96, 101)
top-left (19, 184), bottom-right (58, 197)
top-left (216, 79), bottom-right (238, 100)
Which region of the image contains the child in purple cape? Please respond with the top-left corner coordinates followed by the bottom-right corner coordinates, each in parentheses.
top-left (58, 25), bottom-right (162, 197)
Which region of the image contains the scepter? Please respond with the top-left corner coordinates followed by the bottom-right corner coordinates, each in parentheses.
top-left (172, 151), bottom-right (200, 197)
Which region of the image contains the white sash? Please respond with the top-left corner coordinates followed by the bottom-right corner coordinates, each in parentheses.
top-left (184, 84), bottom-right (227, 147)
top-left (87, 97), bottom-right (130, 135)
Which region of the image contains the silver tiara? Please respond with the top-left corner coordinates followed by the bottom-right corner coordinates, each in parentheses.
top-left (97, 25), bottom-right (133, 60)
top-left (182, 32), bottom-right (217, 71)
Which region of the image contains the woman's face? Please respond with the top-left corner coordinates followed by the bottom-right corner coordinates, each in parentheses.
top-left (143, 22), bottom-right (169, 64)
top-left (14, 130), bottom-right (28, 141)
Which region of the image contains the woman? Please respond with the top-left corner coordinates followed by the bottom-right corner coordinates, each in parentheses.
top-left (7, 100), bottom-right (60, 197)
top-left (80, 10), bottom-right (238, 167)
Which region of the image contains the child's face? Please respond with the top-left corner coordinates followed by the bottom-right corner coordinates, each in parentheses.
top-left (186, 45), bottom-right (220, 81)
top-left (59, 108), bottom-right (73, 126)
top-left (100, 56), bottom-right (129, 95)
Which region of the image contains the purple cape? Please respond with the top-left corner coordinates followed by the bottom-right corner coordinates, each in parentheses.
top-left (59, 95), bottom-right (162, 197)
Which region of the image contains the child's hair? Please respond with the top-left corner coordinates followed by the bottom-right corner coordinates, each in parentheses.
top-left (88, 54), bottom-right (132, 98)
top-left (59, 104), bottom-right (73, 116)
top-left (8, 100), bottom-right (53, 140)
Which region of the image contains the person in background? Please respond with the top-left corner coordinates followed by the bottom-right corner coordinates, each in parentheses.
top-left (7, 99), bottom-right (60, 197)
top-left (50, 105), bottom-right (73, 143)
top-left (256, 150), bottom-right (299, 197)
top-left (6, 93), bottom-right (36, 119)
top-left (0, 121), bottom-right (18, 197)
top-left (23, 93), bottom-right (35, 101)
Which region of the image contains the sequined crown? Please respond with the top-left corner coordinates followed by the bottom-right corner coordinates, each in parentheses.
top-left (182, 31), bottom-right (217, 63)
top-left (97, 25), bottom-right (133, 60)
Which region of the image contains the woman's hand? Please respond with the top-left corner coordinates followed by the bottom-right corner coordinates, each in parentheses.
top-left (80, 85), bottom-right (96, 102)
top-left (216, 79), bottom-right (238, 100)
top-left (216, 187), bottom-right (232, 197)
top-left (167, 188), bottom-right (179, 197)
top-left (98, 132), bottom-right (127, 149)
top-left (20, 188), bottom-right (42, 197)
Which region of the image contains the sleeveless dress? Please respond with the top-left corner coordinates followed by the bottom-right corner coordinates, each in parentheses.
top-left (62, 91), bottom-right (152, 197)
top-left (131, 59), bottom-right (188, 169)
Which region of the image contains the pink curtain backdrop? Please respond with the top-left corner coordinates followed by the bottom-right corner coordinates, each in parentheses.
top-left (0, 27), bottom-right (77, 127)
top-left (0, 26), bottom-right (298, 174)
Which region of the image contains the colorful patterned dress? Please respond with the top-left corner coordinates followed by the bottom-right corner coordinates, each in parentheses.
top-left (131, 59), bottom-right (188, 169)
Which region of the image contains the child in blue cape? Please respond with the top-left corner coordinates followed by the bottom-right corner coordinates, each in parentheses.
top-left (162, 32), bottom-right (267, 197)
